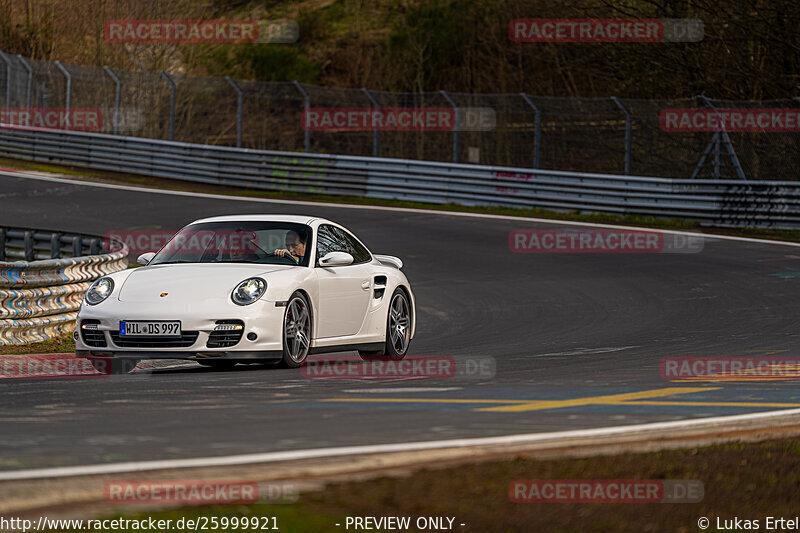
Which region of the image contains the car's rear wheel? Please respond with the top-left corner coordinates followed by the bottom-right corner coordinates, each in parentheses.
top-left (90, 358), bottom-right (139, 375)
top-left (280, 292), bottom-right (311, 367)
top-left (198, 360), bottom-right (238, 370)
top-left (360, 288), bottom-right (411, 361)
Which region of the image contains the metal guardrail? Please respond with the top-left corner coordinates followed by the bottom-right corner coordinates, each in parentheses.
top-left (0, 227), bottom-right (128, 345)
top-left (1, 126), bottom-right (800, 229)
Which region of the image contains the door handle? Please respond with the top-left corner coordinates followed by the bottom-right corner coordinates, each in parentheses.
top-left (361, 280), bottom-right (371, 290)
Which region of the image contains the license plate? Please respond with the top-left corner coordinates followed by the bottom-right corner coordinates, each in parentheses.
top-left (120, 321), bottom-right (181, 337)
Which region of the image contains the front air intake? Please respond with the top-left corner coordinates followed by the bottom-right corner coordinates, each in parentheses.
top-left (206, 320), bottom-right (245, 348)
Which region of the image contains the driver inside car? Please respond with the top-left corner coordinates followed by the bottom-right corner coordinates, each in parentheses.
top-left (272, 229), bottom-right (307, 264)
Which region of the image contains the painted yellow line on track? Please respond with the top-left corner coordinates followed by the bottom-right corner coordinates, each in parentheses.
top-left (321, 387), bottom-right (723, 413)
top-left (475, 387), bottom-right (716, 413)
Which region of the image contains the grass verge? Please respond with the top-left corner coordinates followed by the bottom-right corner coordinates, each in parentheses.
top-left (55, 436), bottom-right (800, 532)
top-left (0, 333), bottom-right (75, 355)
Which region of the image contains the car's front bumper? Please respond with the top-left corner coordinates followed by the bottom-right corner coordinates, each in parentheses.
top-left (75, 297), bottom-right (285, 361)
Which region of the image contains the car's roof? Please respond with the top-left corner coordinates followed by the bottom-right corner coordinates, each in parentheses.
top-left (190, 214), bottom-right (324, 225)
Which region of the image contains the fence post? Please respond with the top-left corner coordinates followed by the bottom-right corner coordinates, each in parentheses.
top-left (440, 90), bottom-right (459, 163)
top-left (362, 87), bottom-right (380, 157)
top-left (0, 228), bottom-right (5, 261)
top-left (17, 55), bottom-right (32, 113)
top-left (520, 93), bottom-right (541, 169)
top-left (691, 95), bottom-right (746, 180)
top-left (293, 81), bottom-right (310, 153)
top-left (103, 66), bottom-right (121, 135)
top-left (0, 50), bottom-right (12, 110)
top-left (225, 76), bottom-right (243, 148)
top-left (54, 61), bottom-right (71, 130)
top-left (159, 71), bottom-right (176, 141)
top-left (610, 96), bottom-right (632, 175)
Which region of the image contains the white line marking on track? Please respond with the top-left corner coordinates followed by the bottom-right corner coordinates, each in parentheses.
top-left (2, 407), bottom-right (800, 480)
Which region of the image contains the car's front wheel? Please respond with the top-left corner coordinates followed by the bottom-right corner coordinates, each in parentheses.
top-left (281, 292), bottom-right (311, 367)
top-left (90, 357), bottom-right (139, 375)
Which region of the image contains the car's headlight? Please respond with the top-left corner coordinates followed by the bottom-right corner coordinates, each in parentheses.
top-left (85, 277), bottom-right (114, 306)
top-left (232, 277), bottom-right (267, 306)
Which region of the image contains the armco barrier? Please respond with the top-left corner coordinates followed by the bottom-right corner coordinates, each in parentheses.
top-left (1, 126), bottom-right (800, 229)
top-left (0, 228), bottom-right (128, 345)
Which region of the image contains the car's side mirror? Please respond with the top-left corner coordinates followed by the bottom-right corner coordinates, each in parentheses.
top-left (319, 251), bottom-right (354, 267)
top-left (137, 252), bottom-right (156, 266)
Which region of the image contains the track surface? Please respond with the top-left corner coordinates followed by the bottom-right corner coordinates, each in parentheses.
top-left (3, 172), bottom-right (800, 471)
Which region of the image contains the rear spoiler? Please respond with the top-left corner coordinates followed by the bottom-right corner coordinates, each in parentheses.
top-left (375, 254), bottom-right (403, 269)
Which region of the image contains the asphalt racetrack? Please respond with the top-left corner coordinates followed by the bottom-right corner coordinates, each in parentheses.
top-left (3, 171), bottom-right (800, 472)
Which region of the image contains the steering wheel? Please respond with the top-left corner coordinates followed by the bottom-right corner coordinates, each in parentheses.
top-left (267, 251), bottom-right (301, 265)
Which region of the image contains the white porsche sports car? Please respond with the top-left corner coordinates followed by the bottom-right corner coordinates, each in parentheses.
top-left (75, 215), bottom-right (415, 374)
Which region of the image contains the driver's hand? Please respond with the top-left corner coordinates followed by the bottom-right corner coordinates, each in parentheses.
top-left (273, 249), bottom-right (299, 263)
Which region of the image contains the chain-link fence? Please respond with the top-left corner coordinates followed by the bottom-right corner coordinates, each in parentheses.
top-left (1, 50), bottom-right (798, 180)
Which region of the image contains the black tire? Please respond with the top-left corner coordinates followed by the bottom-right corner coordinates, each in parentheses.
top-left (197, 360), bottom-right (238, 370)
top-left (90, 358), bottom-right (139, 375)
top-left (280, 292), bottom-right (312, 368)
top-left (361, 288), bottom-right (412, 361)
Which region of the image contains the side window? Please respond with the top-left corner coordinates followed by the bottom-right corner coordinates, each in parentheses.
top-left (316, 225), bottom-right (344, 262)
top-left (315, 225), bottom-right (371, 265)
top-left (340, 230), bottom-right (372, 264)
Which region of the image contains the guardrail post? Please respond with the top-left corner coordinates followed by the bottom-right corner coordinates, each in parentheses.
top-left (54, 61), bottom-right (72, 130)
top-left (24, 231), bottom-right (34, 261)
top-left (440, 90), bottom-right (459, 163)
top-left (0, 50), bottom-right (12, 110)
top-left (49, 233), bottom-right (61, 259)
top-left (520, 93), bottom-right (542, 169)
top-left (72, 235), bottom-right (82, 257)
top-left (0, 229), bottom-right (5, 262)
top-left (103, 66), bottom-right (121, 135)
top-left (293, 81), bottom-right (310, 153)
top-left (159, 71), bottom-right (176, 141)
top-left (611, 97), bottom-right (632, 175)
top-left (225, 76), bottom-right (243, 148)
top-left (17, 55), bottom-right (32, 113)
top-left (361, 87), bottom-right (380, 157)
top-left (90, 238), bottom-right (102, 255)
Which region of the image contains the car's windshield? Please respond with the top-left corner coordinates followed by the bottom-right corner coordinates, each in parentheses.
top-left (148, 221), bottom-right (312, 267)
